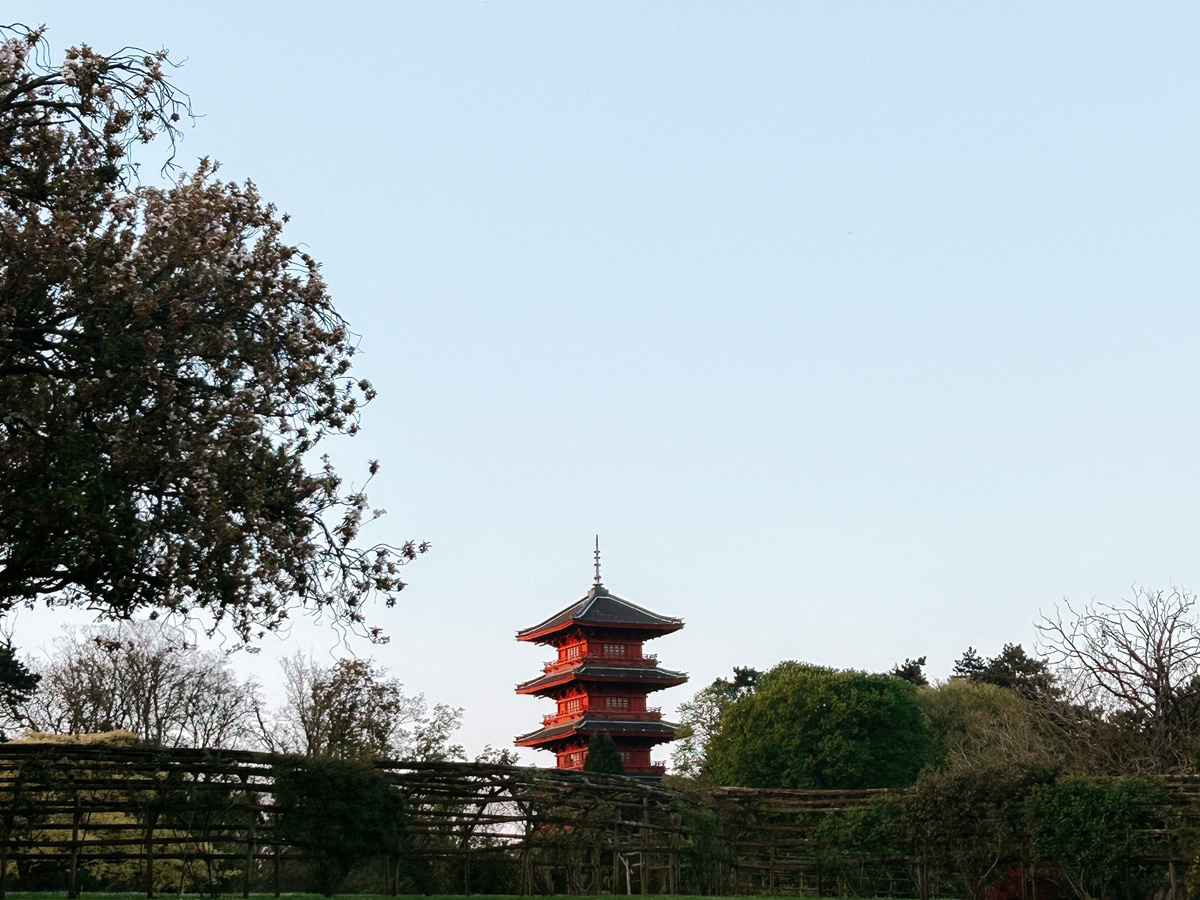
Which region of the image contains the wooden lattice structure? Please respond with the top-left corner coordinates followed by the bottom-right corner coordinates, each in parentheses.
top-left (691, 779), bottom-right (1200, 899)
top-left (702, 785), bottom-right (891, 897)
top-left (0, 744), bottom-right (1198, 897)
top-left (0, 744), bottom-right (687, 897)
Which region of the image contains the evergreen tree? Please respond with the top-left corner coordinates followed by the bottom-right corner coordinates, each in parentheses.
top-left (889, 656), bottom-right (929, 686)
top-left (584, 733), bottom-right (625, 775)
top-left (953, 644), bottom-right (1059, 701)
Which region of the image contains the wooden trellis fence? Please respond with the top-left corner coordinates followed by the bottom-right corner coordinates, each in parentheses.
top-left (0, 744), bottom-right (686, 897)
top-left (2, 744), bottom-right (1200, 897)
top-left (703, 786), bottom-right (890, 897)
top-left (698, 779), bottom-right (1200, 899)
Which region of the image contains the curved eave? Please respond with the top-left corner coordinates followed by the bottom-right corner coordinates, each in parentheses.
top-left (517, 620), bottom-right (682, 644)
top-left (516, 586), bottom-right (684, 644)
top-left (515, 665), bottom-right (689, 696)
top-left (515, 716), bottom-right (679, 748)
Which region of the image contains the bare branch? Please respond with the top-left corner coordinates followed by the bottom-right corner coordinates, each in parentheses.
top-left (1037, 585), bottom-right (1200, 771)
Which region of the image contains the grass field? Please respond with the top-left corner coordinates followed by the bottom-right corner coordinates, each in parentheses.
top-left (0, 895), bottom-right (844, 900)
top-left (0, 894), bottom-right (876, 900)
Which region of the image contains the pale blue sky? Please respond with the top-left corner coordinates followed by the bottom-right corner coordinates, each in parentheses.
top-left (14, 3), bottom-right (1200, 760)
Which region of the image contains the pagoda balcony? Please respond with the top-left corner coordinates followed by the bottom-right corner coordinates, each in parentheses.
top-left (556, 759), bottom-right (667, 777)
top-left (586, 707), bottom-right (663, 721)
top-left (542, 707), bottom-right (663, 727)
top-left (543, 653), bottom-right (659, 673)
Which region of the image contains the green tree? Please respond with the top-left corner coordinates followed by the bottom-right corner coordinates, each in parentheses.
top-left (0, 26), bottom-right (424, 641)
top-left (1025, 776), bottom-right (1165, 900)
top-left (272, 756), bottom-right (406, 896)
top-left (671, 666), bottom-right (758, 778)
top-left (890, 656), bottom-right (929, 686)
top-left (0, 639), bottom-right (37, 741)
top-left (259, 655), bottom-right (464, 760)
top-left (707, 661), bottom-right (930, 789)
top-left (916, 678), bottom-right (1056, 771)
top-left (954, 644), bottom-right (1060, 702)
top-left (583, 733), bottom-right (624, 775)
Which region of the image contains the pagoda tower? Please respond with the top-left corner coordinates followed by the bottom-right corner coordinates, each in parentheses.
top-left (515, 569), bottom-right (687, 778)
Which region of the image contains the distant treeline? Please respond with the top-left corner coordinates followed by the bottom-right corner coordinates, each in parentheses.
top-left (0, 620), bottom-right (514, 765)
top-left (673, 586), bottom-right (1200, 787)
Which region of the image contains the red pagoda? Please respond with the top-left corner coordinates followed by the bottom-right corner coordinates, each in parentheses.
top-left (515, 560), bottom-right (687, 778)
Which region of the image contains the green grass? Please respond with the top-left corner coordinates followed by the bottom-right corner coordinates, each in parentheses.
top-left (1, 895), bottom-right (786, 900)
top-left (3, 895), bottom-right (900, 900)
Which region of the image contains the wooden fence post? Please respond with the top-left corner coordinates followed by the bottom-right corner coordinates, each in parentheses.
top-left (68, 788), bottom-right (81, 899)
top-left (145, 808), bottom-right (158, 899)
top-left (0, 810), bottom-right (10, 900)
top-left (0, 762), bottom-right (23, 900)
top-left (641, 797), bottom-right (649, 895)
top-left (242, 775), bottom-right (256, 899)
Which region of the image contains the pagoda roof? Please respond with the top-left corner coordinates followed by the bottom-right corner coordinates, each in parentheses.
top-left (515, 715), bottom-right (679, 747)
top-left (517, 584), bottom-right (683, 643)
top-left (516, 664), bottom-right (689, 696)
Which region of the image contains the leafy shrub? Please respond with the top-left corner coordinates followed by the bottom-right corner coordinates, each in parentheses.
top-left (903, 766), bottom-right (1054, 900)
top-left (272, 756), bottom-right (406, 896)
top-left (1026, 776), bottom-right (1166, 900)
top-left (707, 661), bottom-right (930, 788)
top-left (816, 796), bottom-right (908, 896)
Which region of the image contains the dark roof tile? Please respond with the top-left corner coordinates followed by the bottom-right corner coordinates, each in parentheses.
top-left (515, 716), bottom-right (679, 746)
top-left (517, 584), bottom-right (683, 641)
top-left (516, 664), bottom-right (688, 695)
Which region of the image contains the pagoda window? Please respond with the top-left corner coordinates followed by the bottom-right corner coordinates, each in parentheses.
top-left (605, 696), bottom-right (630, 710)
top-left (565, 697), bottom-right (583, 714)
top-left (602, 643), bottom-right (626, 657)
top-left (563, 644), bottom-right (583, 661)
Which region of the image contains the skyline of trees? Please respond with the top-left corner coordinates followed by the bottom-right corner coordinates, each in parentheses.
top-left (1, 581), bottom-right (1199, 788)
top-left (673, 584), bottom-right (1200, 788)
top-left (2, 620), bottom-right (469, 761)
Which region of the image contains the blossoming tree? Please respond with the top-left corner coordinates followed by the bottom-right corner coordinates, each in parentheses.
top-left (0, 26), bottom-right (423, 642)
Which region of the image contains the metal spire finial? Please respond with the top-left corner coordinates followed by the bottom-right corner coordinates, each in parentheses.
top-left (594, 535), bottom-right (602, 585)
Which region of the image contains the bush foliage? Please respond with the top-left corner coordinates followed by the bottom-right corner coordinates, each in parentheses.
top-left (707, 661), bottom-right (930, 788)
top-left (272, 756), bottom-right (406, 896)
top-left (1026, 777), bottom-right (1166, 900)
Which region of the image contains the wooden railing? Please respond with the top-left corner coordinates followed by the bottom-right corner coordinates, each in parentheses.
top-left (542, 653), bottom-right (660, 673)
top-left (540, 707), bottom-right (665, 727)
